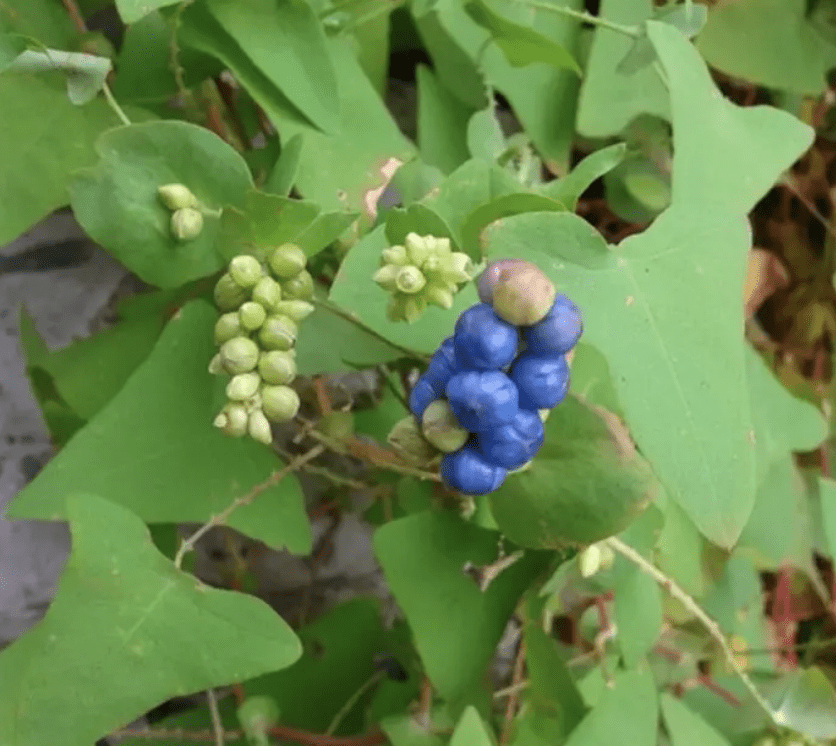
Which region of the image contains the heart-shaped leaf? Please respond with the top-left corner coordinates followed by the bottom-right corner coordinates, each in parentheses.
top-left (490, 395), bottom-right (657, 548)
top-left (8, 300), bottom-right (311, 554)
top-left (0, 493), bottom-right (301, 746)
top-left (70, 121), bottom-right (254, 288)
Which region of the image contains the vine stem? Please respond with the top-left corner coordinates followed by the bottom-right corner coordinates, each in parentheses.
top-left (604, 536), bottom-right (779, 725)
top-left (506, 0), bottom-right (641, 37)
top-left (206, 689), bottom-right (224, 746)
top-left (173, 445), bottom-right (326, 569)
top-left (102, 81), bottom-right (131, 126)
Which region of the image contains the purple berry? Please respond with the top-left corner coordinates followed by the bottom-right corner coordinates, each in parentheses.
top-left (477, 409), bottom-right (545, 470)
top-left (510, 353), bottom-right (569, 410)
top-left (453, 304), bottom-right (518, 370)
top-left (523, 295), bottom-right (582, 355)
top-left (446, 370), bottom-right (519, 432)
top-left (409, 376), bottom-right (439, 418)
top-left (440, 447), bottom-right (507, 494)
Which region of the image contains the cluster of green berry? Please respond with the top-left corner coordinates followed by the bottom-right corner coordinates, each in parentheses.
top-left (373, 233), bottom-right (475, 323)
top-left (157, 183), bottom-right (206, 242)
top-left (209, 245), bottom-right (315, 444)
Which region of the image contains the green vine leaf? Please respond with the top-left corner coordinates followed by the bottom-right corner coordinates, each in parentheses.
top-left (0, 494), bottom-right (301, 746)
top-left (373, 511), bottom-right (549, 700)
top-left (7, 301), bottom-right (311, 554)
top-left (70, 121), bottom-right (254, 288)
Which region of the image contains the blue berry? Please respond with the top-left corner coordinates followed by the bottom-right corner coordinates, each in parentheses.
top-left (523, 295), bottom-right (582, 355)
top-left (510, 353), bottom-right (569, 410)
top-left (453, 304), bottom-right (518, 370)
top-left (477, 409), bottom-right (545, 470)
top-left (446, 370), bottom-right (519, 432)
top-left (440, 447), bottom-right (507, 494)
top-left (424, 336), bottom-right (459, 391)
top-left (409, 376), bottom-right (438, 418)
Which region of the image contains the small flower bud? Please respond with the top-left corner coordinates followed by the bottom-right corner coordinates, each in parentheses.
top-left (424, 281), bottom-right (455, 309)
top-left (382, 245), bottom-right (409, 265)
top-left (373, 264), bottom-right (401, 292)
top-left (170, 207), bottom-right (204, 241)
top-left (248, 409), bottom-right (273, 444)
top-left (438, 252), bottom-right (474, 285)
top-left (405, 232), bottom-right (432, 266)
top-left (220, 337), bottom-right (259, 374)
top-left (237, 695), bottom-right (280, 746)
top-left (239, 301), bottom-right (267, 331)
top-left (268, 244), bottom-right (307, 278)
top-left (281, 270), bottom-right (314, 300)
top-left (421, 400), bottom-right (469, 453)
top-left (402, 295), bottom-right (426, 323)
top-left (214, 312), bottom-right (243, 345)
top-left (387, 416), bottom-right (439, 465)
top-left (215, 403), bottom-right (248, 437)
top-left (258, 315), bottom-right (297, 351)
top-left (208, 353), bottom-right (224, 375)
top-left (251, 276), bottom-right (282, 310)
top-left (214, 273), bottom-right (248, 311)
top-left (158, 183), bottom-right (197, 210)
top-left (578, 544), bottom-right (603, 578)
top-left (258, 350), bottom-right (297, 385)
top-left (273, 300), bottom-right (315, 322)
top-left (227, 372), bottom-right (261, 401)
top-left (229, 255), bottom-right (264, 288)
top-left (395, 266), bottom-right (426, 294)
top-left (261, 384), bottom-right (301, 422)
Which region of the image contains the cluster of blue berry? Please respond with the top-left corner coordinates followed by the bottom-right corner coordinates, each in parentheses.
top-left (409, 281), bottom-right (582, 495)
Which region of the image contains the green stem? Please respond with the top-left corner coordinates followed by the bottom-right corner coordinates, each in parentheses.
top-left (507, 0), bottom-right (641, 37)
top-left (604, 537), bottom-right (779, 726)
top-left (325, 670), bottom-right (385, 736)
top-left (102, 81), bottom-right (131, 125)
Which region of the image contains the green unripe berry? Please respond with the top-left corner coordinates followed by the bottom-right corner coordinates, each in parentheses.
top-left (158, 183), bottom-right (198, 210)
top-left (248, 410), bottom-right (273, 445)
top-left (251, 276), bottom-right (282, 310)
top-left (387, 416), bottom-right (438, 465)
top-left (273, 300), bottom-right (315, 322)
top-left (382, 245), bottom-right (409, 265)
top-left (214, 312), bottom-right (243, 345)
top-left (395, 266), bottom-right (426, 294)
top-left (239, 301), bottom-right (267, 331)
top-left (258, 350), bottom-right (297, 385)
top-left (268, 244), bottom-right (307, 278)
top-left (214, 404), bottom-right (249, 437)
top-left (214, 273), bottom-right (248, 311)
top-left (258, 315), bottom-right (297, 351)
top-left (229, 255), bottom-right (264, 288)
top-left (281, 270), bottom-right (314, 300)
top-left (220, 337), bottom-right (259, 374)
top-left (227, 372), bottom-right (261, 401)
top-left (261, 385), bottom-right (301, 423)
top-left (170, 207), bottom-right (204, 241)
top-left (421, 400), bottom-right (469, 452)
top-left (489, 261), bottom-right (556, 326)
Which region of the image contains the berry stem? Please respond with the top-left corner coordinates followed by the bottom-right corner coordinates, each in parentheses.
top-left (174, 445), bottom-right (326, 569)
top-left (604, 536), bottom-right (779, 726)
top-left (506, 0), bottom-right (641, 37)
